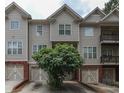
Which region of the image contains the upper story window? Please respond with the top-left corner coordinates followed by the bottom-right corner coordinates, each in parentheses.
top-left (59, 24), bottom-right (71, 35)
top-left (83, 47), bottom-right (96, 59)
top-left (11, 20), bottom-right (19, 30)
top-left (84, 27), bottom-right (94, 36)
top-left (36, 24), bottom-right (42, 36)
top-left (8, 41), bottom-right (22, 55)
top-left (32, 44), bottom-right (47, 54)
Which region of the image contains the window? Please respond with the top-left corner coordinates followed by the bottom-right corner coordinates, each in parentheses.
top-left (65, 24), bottom-right (71, 35)
top-left (59, 24), bottom-right (64, 35)
top-left (33, 44), bottom-right (47, 54)
top-left (83, 47), bottom-right (96, 59)
top-left (11, 21), bottom-right (19, 30)
top-left (8, 41), bottom-right (22, 55)
top-left (36, 25), bottom-right (42, 35)
top-left (59, 24), bottom-right (71, 35)
top-left (84, 27), bottom-right (94, 36)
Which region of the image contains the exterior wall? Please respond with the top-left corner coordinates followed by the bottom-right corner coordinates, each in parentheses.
top-left (79, 25), bottom-right (101, 65)
top-left (29, 22), bottom-right (51, 62)
top-left (5, 9), bottom-right (28, 61)
top-left (85, 14), bottom-right (103, 23)
top-left (50, 11), bottom-right (79, 41)
top-left (103, 14), bottom-right (119, 22)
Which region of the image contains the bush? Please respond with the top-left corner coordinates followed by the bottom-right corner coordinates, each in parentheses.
top-left (32, 43), bottom-right (83, 89)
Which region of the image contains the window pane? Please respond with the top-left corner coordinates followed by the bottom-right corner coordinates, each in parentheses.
top-left (84, 27), bottom-right (94, 36)
top-left (88, 47), bottom-right (92, 53)
top-left (33, 45), bottom-right (37, 53)
top-left (18, 42), bottom-right (22, 48)
top-left (11, 21), bottom-right (19, 29)
top-left (8, 42), bottom-right (12, 48)
top-left (43, 45), bottom-right (47, 48)
top-left (89, 53), bottom-right (92, 58)
top-left (84, 47), bottom-right (87, 58)
top-left (8, 48), bottom-right (12, 54)
top-left (13, 42), bottom-right (17, 48)
top-left (93, 53), bottom-right (96, 58)
top-left (93, 47), bottom-right (96, 53)
top-left (59, 24), bottom-right (64, 30)
top-left (13, 48), bottom-right (17, 54)
top-left (38, 45), bottom-right (42, 50)
top-left (65, 30), bottom-right (70, 35)
top-left (65, 24), bottom-right (71, 30)
top-left (59, 24), bottom-right (64, 35)
top-left (18, 49), bottom-right (22, 54)
top-left (37, 25), bottom-right (42, 31)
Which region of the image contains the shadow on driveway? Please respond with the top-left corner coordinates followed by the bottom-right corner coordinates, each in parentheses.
top-left (18, 81), bottom-right (95, 93)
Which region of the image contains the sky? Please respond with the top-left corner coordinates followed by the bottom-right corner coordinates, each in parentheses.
top-left (5, 0), bottom-right (109, 19)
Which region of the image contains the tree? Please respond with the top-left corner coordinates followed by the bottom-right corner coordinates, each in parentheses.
top-left (103, 0), bottom-right (119, 14)
top-left (32, 44), bottom-right (83, 89)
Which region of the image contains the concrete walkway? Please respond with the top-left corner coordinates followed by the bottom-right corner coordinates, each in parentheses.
top-left (18, 81), bottom-right (95, 93)
top-left (86, 83), bottom-right (119, 93)
top-left (5, 80), bottom-right (22, 93)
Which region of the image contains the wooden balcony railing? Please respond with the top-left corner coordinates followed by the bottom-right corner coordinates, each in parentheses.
top-left (100, 34), bottom-right (119, 41)
top-left (101, 56), bottom-right (119, 63)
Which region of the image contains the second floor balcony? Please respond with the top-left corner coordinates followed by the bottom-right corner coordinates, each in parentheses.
top-left (100, 34), bottom-right (119, 43)
top-left (101, 55), bottom-right (119, 64)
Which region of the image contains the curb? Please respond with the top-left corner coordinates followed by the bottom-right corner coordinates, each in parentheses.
top-left (80, 82), bottom-right (106, 93)
top-left (12, 80), bottom-right (29, 93)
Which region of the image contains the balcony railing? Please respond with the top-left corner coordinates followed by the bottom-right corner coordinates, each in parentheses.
top-left (101, 55), bottom-right (119, 64)
top-left (100, 34), bottom-right (119, 42)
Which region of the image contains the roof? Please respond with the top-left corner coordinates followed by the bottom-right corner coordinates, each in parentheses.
top-left (100, 8), bottom-right (119, 22)
top-left (47, 4), bottom-right (82, 20)
top-left (5, 2), bottom-right (31, 19)
top-left (84, 7), bottom-right (106, 20)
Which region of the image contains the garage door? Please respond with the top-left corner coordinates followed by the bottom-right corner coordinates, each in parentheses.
top-left (30, 67), bottom-right (48, 82)
top-left (5, 64), bottom-right (24, 81)
top-left (82, 68), bottom-right (98, 83)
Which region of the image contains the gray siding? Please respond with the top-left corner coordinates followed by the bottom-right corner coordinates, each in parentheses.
top-left (5, 9), bottom-right (28, 61)
top-left (50, 11), bottom-right (79, 41)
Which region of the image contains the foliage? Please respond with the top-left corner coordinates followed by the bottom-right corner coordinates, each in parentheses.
top-left (103, 0), bottom-right (119, 14)
top-left (32, 44), bottom-right (83, 88)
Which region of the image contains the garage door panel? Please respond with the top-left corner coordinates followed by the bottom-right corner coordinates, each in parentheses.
top-left (5, 64), bottom-right (24, 81)
top-left (30, 67), bottom-right (48, 81)
top-left (82, 68), bottom-right (98, 83)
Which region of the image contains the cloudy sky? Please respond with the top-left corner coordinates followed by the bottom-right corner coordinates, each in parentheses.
top-left (5, 0), bottom-right (109, 19)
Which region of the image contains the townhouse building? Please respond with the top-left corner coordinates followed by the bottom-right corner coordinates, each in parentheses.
top-left (5, 2), bottom-right (119, 84)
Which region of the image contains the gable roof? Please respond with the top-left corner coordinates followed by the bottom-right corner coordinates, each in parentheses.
top-left (5, 2), bottom-right (31, 19)
top-left (84, 7), bottom-right (106, 20)
top-left (47, 4), bottom-right (82, 20)
top-left (100, 8), bottom-right (119, 22)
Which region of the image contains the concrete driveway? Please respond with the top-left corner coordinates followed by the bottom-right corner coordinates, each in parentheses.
top-left (5, 80), bottom-right (22, 93)
top-left (18, 81), bottom-right (95, 93)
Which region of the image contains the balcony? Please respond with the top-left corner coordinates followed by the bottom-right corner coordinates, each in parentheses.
top-left (101, 55), bottom-right (119, 64)
top-left (100, 34), bottom-right (119, 44)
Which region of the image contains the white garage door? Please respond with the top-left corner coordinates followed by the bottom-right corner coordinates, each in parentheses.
top-left (30, 67), bottom-right (48, 82)
top-left (5, 64), bottom-right (24, 81)
top-left (82, 68), bottom-right (98, 84)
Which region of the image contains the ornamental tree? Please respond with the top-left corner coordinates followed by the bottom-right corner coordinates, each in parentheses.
top-left (32, 44), bottom-right (83, 89)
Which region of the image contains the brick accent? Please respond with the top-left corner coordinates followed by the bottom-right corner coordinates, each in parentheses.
top-left (5, 61), bottom-right (29, 80)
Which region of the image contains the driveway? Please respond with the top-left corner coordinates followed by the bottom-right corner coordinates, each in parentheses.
top-left (5, 80), bottom-right (22, 93)
top-left (18, 81), bottom-right (95, 93)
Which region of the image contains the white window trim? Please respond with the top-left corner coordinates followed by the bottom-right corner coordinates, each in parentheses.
top-left (83, 47), bottom-right (97, 59)
top-left (9, 20), bottom-right (20, 30)
top-left (84, 27), bottom-right (94, 36)
top-left (36, 24), bottom-right (42, 36)
top-left (32, 44), bottom-right (47, 54)
top-left (58, 24), bottom-right (72, 35)
top-left (7, 41), bottom-right (23, 55)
